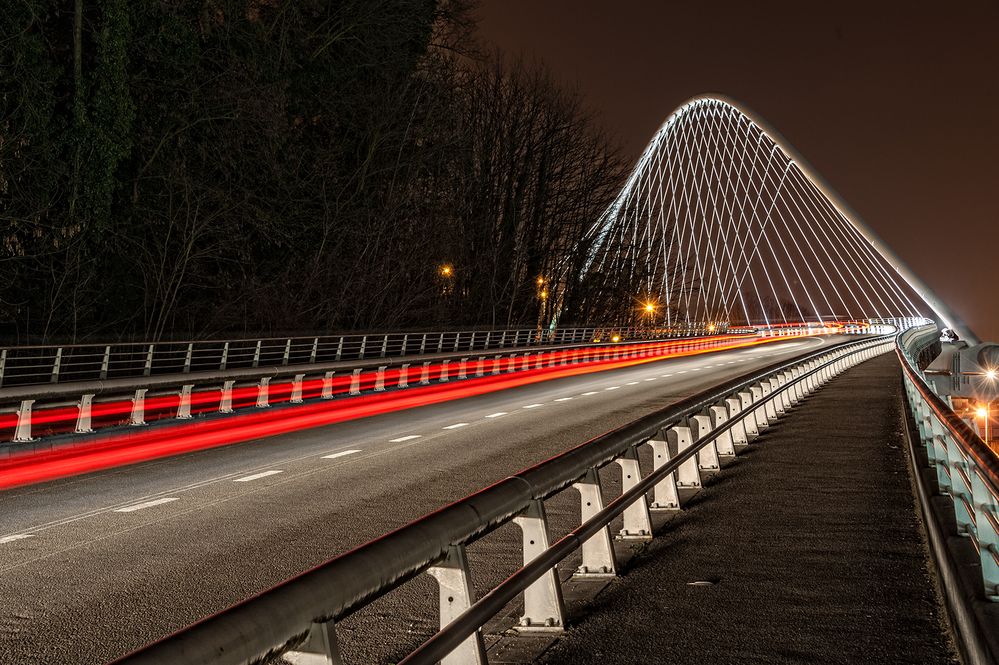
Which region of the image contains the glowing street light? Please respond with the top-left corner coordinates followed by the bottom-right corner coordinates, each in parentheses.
top-left (987, 369), bottom-right (997, 381)
top-left (644, 302), bottom-right (655, 313)
top-left (439, 264), bottom-right (454, 277)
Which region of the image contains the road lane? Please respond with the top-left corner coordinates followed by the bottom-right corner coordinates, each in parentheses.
top-left (0, 336), bottom-right (844, 664)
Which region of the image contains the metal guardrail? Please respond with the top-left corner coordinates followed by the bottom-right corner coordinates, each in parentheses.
top-left (897, 326), bottom-right (999, 602)
top-left (112, 333), bottom-right (891, 665)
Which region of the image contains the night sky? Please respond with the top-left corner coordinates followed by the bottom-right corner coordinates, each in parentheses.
top-left (476, 1), bottom-right (999, 341)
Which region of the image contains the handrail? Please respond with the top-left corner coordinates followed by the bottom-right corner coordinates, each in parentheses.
top-left (112, 333), bottom-right (890, 665)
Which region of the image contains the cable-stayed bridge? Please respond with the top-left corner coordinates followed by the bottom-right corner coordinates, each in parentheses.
top-left (0, 97), bottom-right (995, 665)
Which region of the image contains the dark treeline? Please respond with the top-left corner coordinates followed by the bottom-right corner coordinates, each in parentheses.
top-left (0, 0), bottom-right (627, 343)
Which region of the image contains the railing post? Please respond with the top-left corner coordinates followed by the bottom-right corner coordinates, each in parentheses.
top-left (310, 338), bottom-right (319, 364)
top-left (256, 377), bottom-right (271, 408)
top-left (668, 425), bottom-right (701, 488)
top-left (220, 342), bottom-right (229, 371)
top-left (14, 399), bottom-right (34, 442)
top-left (177, 385), bottom-right (194, 419)
top-left (183, 343), bottom-right (193, 374)
top-left (426, 544), bottom-right (487, 665)
top-left (458, 358), bottom-right (468, 380)
top-left (453, 332), bottom-right (461, 352)
top-left (220, 380), bottom-right (235, 413)
top-left (100, 345), bottom-right (111, 380)
top-left (688, 414), bottom-right (720, 471)
top-left (513, 500), bottom-right (567, 630)
top-left (402, 333), bottom-right (409, 356)
top-left (646, 437), bottom-right (680, 510)
top-left (492, 355), bottom-right (502, 375)
top-left (291, 374), bottom-right (305, 403)
top-left (437, 333), bottom-right (445, 354)
top-left (335, 338), bottom-right (344, 362)
top-left (76, 394), bottom-right (95, 433)
top-left (572, 468), bottom-right (618, 576)
top-left (350, 369), bottom-right (362, 395)
top-left (282, 339), bottom-right (291, 366)
top-left (130, 388), bottom-right (148, 426)
top-left (708, 405), bottom-right (736, 456)
top-left (725, 397), bottom-right (749, 446)
top-left (284, 620), bottom-right (344, 665)
top-left (51, 347), bottom-right (63, 383)
top-left (358, 336), bottom-right (367, 360)
top-left (374, 366), bottom-right (386, 392)
top-left (439, 360), bottom-right (450, 382)
top-left (320, 371), bottom-right (335, 399)
top-left (0, 348), bottom-right (6, 387)
top-left (380, 335), bottom-right (388, 358)
top-left (476, 356), bottom-right (485, 377)
top-left (399, 364), bottom-right (409, 388)
top-left (252, 340), bottom-right (261, 369)
top-left (420, 361), bottom-right (431, 385)
top-left (419, 333), bottom-right (428, 355)
top-left (615, 446), bottom-right (653, 539)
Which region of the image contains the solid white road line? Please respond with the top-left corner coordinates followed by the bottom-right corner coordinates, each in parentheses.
top-left (554, 397), bottom-right (573, 402)
top-left (322, 449), bottom-right (361, 459)
top-left (485, 412), bottom-right (507, 418)
top-left (443, 423), bottom-right (468, 430)
top-left (390, 435), bottom-right (422, 442)
top-left (581, 391), bottom-right (599, 396)
top-left (115, 498), bottom-right (179, 513)
top-left (233, 470), bottom-right (284, 483)
top-left (523, 403), bottom-right (544, 409)
top-left (0, 534), bottom-right (34, 545)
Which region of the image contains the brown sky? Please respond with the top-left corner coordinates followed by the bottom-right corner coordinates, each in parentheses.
top-left (476, 0), bottom-right (999, 341)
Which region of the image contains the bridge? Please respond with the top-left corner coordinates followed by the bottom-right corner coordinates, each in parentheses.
top-left (0, 97), bottom-right (996, 665)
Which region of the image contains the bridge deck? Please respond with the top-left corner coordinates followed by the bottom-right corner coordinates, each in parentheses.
top-left (538, 354), bottom-right (958, 664)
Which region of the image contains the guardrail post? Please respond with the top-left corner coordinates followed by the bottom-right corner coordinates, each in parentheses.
top-left (437, 333), bottom-right (445, 353)
top-left (572, 468), bottom-right (618, 576)
top-left (458, 358), bottom-right (467, 380)
top-left (282, 339), bottom-right (291, 366)
top-left (76, 394), bottom-right (95, 433)
top-left (100, 345), bottom-right (111, 380)
top-left (419, 334), bottom-right (427, 355)
top-left (374, 366), bottom-right (386, 392)
top-left (291, 374), bottom-right (305, 403)
top-left (252, 341), bottom-right (261, 369)
top-left (439, 361), bottom-right (450, 383)
top-left (399, 364), bottom-right (409, 388)
top-left (350, 369), bottom-right (362, 395)
top-left (284, 620), bottom-right (344, 665)
top-left (746, 386), bottom-right (766, 434)
top-left (499, 330), bottom-right (508, 348)
top-left (14, 400), bottom-right (34, 441)
top-left (177, 385), bottom-right (194, 419)
top-left (708, 405), bottom-right (736, 456)
top-left (426, 544), bottom-right (487, 665)
top-left (322, 371), bottom-right (335, 399)
top-left (521, 353), bottom-right (531, 371)
top-left (688, 415), bottom-right (720, 471)
top-left (51, 347), bottom-right (63, 383)
top-left (420, 361), bottom-right (431, 385)
top-left (402, 333), bottom-right (410, 356)
top-left (310, 338), bottom-right (319, 364)
top-left (468, 332), bottom-right (476, 351)
top-left (130, 389), bottom-right (148, 426)
top-left (476, 357), bottom-right (485, 377)
top-left (220, 380), bottom-right (234, 413)
top-left (0, 348), bottom-right (6, 387)
top-left (769, 377), bottom-right (786, 416)
top-left (507, 355), bottom-right (516, 373)
top-left (725, 397), bottom-right (749, 446)
top-left (220, 342), bottom-right (229, 371)
top-left (358, 336), bottom-right (367, 360)
top-left (492, 355), bottom-right (502, 375)
top-left (335, 338), bottom-right (344, 362)
top-left (182, 343), bottom-right (193, 374)
top-left (646, 437), bottom-right (680, 510)
top-left (513, 499), bottom-right (567, 630)
top-left (668, 425), bottom-right (701, 488)
top-left (453, 332), bottom-right (461, 352)
top-left (380, 335), bottom-right (388, 358)
top-left (535, 352), bottom-right (544, 369)
top-left (256, 378), bottom-right (271, 408)
top-left (615, 446), bottom-right (653, 539)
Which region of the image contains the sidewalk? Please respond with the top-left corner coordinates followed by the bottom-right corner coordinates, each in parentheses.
top-left (538, 354), bottom-right (959, 665)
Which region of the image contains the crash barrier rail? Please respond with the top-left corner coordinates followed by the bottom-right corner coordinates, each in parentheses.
top-left (1, 333), bottom-right (778, 445)
top-left (112, 333), bottom-right (891, 665)
top-left (897, 326), bottom-right (999, 603)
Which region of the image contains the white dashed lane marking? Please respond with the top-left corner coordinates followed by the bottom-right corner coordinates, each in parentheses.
top-left (644, 377), bottom-right (657, 381)
top-left (115, 498), bottom-right (179, 513)
top-left (554, 397), bottom-right (573, 402)
top-left (322, 449), bottom-right (361, 459)
top-left (233, 470), bottom-right (283, 483)
top-left (443, 423), bottom-right (469, 430)
top-left (605, 386), bottom-right (620, 391)
top-left (625, 381), bottom-right (639, 385)
top-left (582, 391), bottom-right (599, 396)
top-left (0, 534), bottom-right (34, 545)
top-left (485, 412), bottom-right (507, 418)
top-left (390, 435), bottom-right (422, 443)
top-left (523, 404), bottom-right (544, 409)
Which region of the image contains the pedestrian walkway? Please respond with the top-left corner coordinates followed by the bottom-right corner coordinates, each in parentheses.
top-left (538, 354), bottom-right (959, 665)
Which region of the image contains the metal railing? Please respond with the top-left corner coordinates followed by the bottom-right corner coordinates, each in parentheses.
top-left (112, 333), bottom-right (891, 665)
top-left (897, 326), bottom-right (999, 602)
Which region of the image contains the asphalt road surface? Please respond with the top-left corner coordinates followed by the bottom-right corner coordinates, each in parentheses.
top-left (0, 335), bottom-right (848, 664)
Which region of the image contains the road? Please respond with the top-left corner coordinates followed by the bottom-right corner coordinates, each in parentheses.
top-left (0, 335), bottom-right (846, 664)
